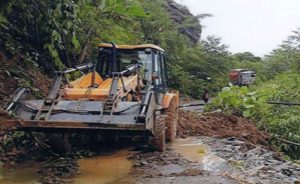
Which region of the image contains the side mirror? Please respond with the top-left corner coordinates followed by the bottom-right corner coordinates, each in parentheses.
top-left (152, 71), bottom-right (159, 80)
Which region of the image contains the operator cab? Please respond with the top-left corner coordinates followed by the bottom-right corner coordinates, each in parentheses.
top-left (97, 43), bottom-right (168, 91)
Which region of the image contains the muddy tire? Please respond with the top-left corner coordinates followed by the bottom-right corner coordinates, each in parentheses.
top-left (164, 99), bottom-right (178, 143)
top-left (149, 114), bottom-right (166, 152)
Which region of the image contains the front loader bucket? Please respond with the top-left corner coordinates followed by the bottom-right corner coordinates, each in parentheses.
top-left (3, 99), bottom-right (148, 133)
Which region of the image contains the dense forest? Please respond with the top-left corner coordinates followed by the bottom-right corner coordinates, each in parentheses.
top-left (1, 0), bottom-right (300, 160)
top-left (0, 0), bottom-right (234, 97)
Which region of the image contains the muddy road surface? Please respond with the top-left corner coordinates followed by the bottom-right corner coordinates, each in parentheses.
top-left (1, 136), bottom-right (299, 184)
top-left (0, 104), bottom-right (299, 184)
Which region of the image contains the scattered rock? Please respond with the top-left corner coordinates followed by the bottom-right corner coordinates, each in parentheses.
top-left (165, 168), bottom-right (205, 177)
top-left (244, 165), bottom-right (267, 176)
top-left (201, 136), bottom-right (300, 184)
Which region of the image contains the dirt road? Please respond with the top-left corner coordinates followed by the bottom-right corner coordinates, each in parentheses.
top-left (130, 136), bottom-right (300, 184)
top-left (180, 100), bottom-right (206, 113)
top-left (0, 105), bottom-right (299, 184)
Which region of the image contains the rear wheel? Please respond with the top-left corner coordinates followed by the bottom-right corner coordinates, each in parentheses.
top-left (149, 114), bottom-right (166, 152)
top-left (164, 99), bottom-right (178, 143)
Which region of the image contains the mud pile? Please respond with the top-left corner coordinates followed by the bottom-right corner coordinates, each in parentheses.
top-left (177, 110), bottom-right (269, 145)
top-left (0, 52), bottom-right (51, 106)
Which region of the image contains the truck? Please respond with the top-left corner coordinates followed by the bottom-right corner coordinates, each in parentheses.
top-left (229, 69), bottom-right (256, 86)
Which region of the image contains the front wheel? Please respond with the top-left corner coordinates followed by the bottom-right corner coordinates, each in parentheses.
top-left (149, 114), bottom-right (166, 152)
top-left (164, 99), bottom-right (178, 143)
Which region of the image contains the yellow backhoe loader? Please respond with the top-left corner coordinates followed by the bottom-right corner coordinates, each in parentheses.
top-left (4, 43), bottom-right (179, 151)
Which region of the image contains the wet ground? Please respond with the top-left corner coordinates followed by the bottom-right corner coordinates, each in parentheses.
top-left (0, 149), bottom-right (134, 184)
top-left (0, 100), bottom-right (299, 184)
top-left (131, 137), bottom-right (236, 184)
top-left (0, 137), bottom-right (234, 184)
top-left (131, 137), bottom-right (300, 184)
top-left (173, 137), bottom-right (227, 171)
top-left (1, 136), bottom-right (300, 184)
top-left (0, 163), bottom-right (40, 184)
top-left (74, 150), bottom-right (133, 184)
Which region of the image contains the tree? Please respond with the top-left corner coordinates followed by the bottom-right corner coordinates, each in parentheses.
top-left (262, 29), bottom-right (300, 78)
top-left (200, 35), bottom-right (228, 55)
top-left (232, 52), bottom-right (261, 63)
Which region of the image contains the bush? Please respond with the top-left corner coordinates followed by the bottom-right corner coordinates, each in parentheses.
top-left (206, 85), bottom-right (270, 120)
top-left (208, 73), bottom-right (300, 159)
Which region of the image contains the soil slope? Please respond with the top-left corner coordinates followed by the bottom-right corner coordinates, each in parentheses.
top-left (177, 110), bottom-right (269, 145)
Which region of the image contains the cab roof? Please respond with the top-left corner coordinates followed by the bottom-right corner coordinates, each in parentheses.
top-left (98, 43), bottom-right (165, 52)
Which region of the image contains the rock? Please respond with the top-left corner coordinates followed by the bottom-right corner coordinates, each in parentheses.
top-left (244, 165), bottom-right (267, 176)
top-left (164, 0), bottom-right (202, 44)
top-left (140, 161), bottom-right (149, 166)
top-left (5, 70), bottom-right (11, 77)
top-left (281, 168), bottom-right (293, 176)
top-left (226, 137), bottom-right (236, 141)
top-left (260, 152), bottom-right (274, 159)
top-left (241, 132), bottom-right (249, 137)
top-left (134, 162), bottom-right (142, 167)
top-left (231, 141), bottom-right (245, 146)
top-left (274, 162), bottom-right (290, 171)
top-left (265, 159), bottom-right (280, 165)
top-left (246, 147), bottom-right (264, 156)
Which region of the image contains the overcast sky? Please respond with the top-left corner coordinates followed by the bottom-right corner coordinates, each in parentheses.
top-left (175, 0), bottom-right (300, 57)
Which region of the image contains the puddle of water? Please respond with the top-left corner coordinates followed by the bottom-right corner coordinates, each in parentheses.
top-left (173, 137), bottom-right (225, 171)
top-left (74, 150), bottom-right (133, 184)
top-left (0, 163), bottom-right (40, 184)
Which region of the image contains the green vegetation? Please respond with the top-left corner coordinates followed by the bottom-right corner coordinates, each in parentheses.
top-left (0, 0), bottom-right (235, 98)
top-left (208, 75), bottom-right (300, 159)
top-left (1, 0), bottom-right (300, 159)
top-left (208, 30), bottom-right (300, 159)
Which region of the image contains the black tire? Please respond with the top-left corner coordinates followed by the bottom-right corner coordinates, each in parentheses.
top-left (164, 99), bottom-right (178, 143)
top-left (149, 114), bottom-right (166, 152)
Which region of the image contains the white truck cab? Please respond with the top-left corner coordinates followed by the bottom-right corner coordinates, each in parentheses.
top-left (230, 69), bottom-right (256, 86)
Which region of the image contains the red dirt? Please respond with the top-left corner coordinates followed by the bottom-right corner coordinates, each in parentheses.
top-left (177, 110), bottom-right (269, 145)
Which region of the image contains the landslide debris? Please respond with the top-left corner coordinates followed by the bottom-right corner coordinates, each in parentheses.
top-left (202, 136), bottom-right (300, 184)
top-left (177, 110), bottom-right (269, 146)
top-left (0, 52), bottom-right (51, 106)
top-left (130, 146), bottom-right (234, 184)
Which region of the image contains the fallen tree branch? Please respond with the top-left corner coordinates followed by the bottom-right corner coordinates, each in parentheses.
top-left (267, 101), bottom-right (300, 106)
top-left (274, 136), bottom-right (300, 146)
top-left (31, 134), bottom-right (59, 157)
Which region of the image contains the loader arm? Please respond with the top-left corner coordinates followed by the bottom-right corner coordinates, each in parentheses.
top-left (2, 61), bottom-right (153, 133)
top-left (102, 63), bottom-right (142, 115)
